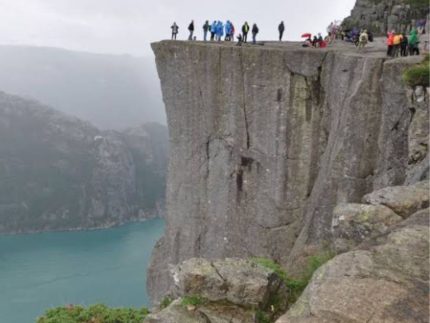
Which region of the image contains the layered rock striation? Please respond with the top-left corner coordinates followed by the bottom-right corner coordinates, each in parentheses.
top-left (148, 40), bottom-right (428, 302)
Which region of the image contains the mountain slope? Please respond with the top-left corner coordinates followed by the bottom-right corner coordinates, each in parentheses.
top-left (0, 91), bottom-right (168, 233)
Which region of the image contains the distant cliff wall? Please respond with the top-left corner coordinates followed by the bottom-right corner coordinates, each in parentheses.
top-left (0, 92), bottom-right (168, 234)
top-left (148, 41), bottom-right (428, 302)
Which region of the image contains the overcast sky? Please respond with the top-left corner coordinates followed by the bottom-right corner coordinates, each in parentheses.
top-left (0, 0), bottom-right (356, 57)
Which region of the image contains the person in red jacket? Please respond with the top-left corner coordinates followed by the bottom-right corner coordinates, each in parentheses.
top-left (387, 31), bottom-right (395, 57)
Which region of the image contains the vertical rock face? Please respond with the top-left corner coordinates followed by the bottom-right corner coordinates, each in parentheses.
top-left (148, 41), bottom-right (428, 302)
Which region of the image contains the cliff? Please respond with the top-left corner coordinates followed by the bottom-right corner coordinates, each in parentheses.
top-left (0, 92), bottom-right (168, 233)
top-left (148, 40), bottom-right (429, 302)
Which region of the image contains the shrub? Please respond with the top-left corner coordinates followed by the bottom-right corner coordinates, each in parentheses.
top-left (181, 295), bottom-right (207, 307)
top-left (403, 55), bottom-right (430, 87)
top-left (37, 304), bottom-right (149, 323)
top-left (160, 296), bottom-right (173, 309)
top-left (252, 251), bottom-right (334, 307)
top-left (255, 309), bottom-right (272, 323)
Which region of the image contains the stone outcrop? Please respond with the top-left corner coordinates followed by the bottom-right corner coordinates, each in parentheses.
top-left (170, 258), bottom-right (288, 308)
top-left (145, 258), bottom-right (288, 323)
top-left (148, 40), bottom-right (429, 302)
top-left (278, 204), bottom-right (429, 323)
top-left (0, 92), bottom-right (168, 233)
top-left (331, 203), bottom-right (402, 253)
top-left (363, 180), bottom-right (429, 218)
top-left (343, 0), bottom-right (429, 35)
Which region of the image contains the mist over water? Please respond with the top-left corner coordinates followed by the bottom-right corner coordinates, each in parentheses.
top-left (0, 219), bottom-right (165, 323)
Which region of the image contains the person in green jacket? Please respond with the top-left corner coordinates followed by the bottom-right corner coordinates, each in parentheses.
top-left (242, 22), bottom-right (250, 43)
top-left (408, 28), bottom-right (420, 56)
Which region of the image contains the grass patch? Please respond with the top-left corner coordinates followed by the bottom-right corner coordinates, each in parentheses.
top-left (37, 304), bottom-right (149, 323)
top-left (252, 251), bottom-right (334, 307)
top-left (403, 54), bottom-right (430, 87)
top-left (181, 295), bottom-right (207, 307)
top-left (255, 309), bottom-right (272, 323)
top-left (160, 296), bottom-right (173, 309)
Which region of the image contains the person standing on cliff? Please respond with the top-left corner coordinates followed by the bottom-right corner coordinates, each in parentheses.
top-left (392, 33), bottom-right (403, 57)
top-left (203, 21), bottom-right (210, 41)
top-left (408, 29), bottom-right (420, 56)
top-left (216, 21), bottom-right (224, 41)
top-left (225, 21), bottom-right (232, 41)
top-left (400, 33), bottom-right (408, 57)
top-left (210, 21), bottom-right (217, 41)
top-left (242, 22), bottom-right (250, 43)
top-left (171, 22), bottom-right (179, 40)
top-left (386, 30), bottom-right (394, 57)
top-left (252, 23), bottom-right (259, 44)
top-left (188, 20), bottom-right (195, 41)
top-left (278, 21), bottom-right (285, 41)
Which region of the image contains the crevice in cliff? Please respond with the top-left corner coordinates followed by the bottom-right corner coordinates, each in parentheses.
top-left (239, 48), bottom-right (251, 150)
top-left (236, 156), bottom-right (255, 196)
top-left (210, 262), bottom-right (229, 292)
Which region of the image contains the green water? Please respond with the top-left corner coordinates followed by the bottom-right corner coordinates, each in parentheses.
top-left (0, 218), bottom-right (165, 323)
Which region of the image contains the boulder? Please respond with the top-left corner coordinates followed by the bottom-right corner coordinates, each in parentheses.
top-left (144, 299), bottom-right (207, 323)
top-left (146, 257), bottom-right (289, 323)
top-left (331, 203), bottom-right (402, 253)
top-left (362, 181), bottom-right (429, 218)
top-left (277, 208), bottom-right (429, 323)
top-left (170, 258), bottom-right (287, 309)
top-left (144, 299), bottom-right (255, 323)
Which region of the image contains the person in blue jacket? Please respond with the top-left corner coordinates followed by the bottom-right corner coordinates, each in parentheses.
top-left (225, 21), bottom-right (232, 41)
top-left (216, 21), bottom-right (224, 41)
top-left (210, 21), bottom-right (217, 41)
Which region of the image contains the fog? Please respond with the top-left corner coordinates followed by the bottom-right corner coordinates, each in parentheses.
top-left (0, 0), bottom-right (356, 128)
top-left (0, 0), bottom-right (355, 56)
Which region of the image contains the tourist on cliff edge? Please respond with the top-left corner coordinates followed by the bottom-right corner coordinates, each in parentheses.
top-left (386, 30), bottom-right (394, 57)
top-left (210, 21), bottom-right (217, 41)
top-left (203, 21), bottom-right (210, 41)
top-left (392, 32), bottom-right (403, 57)
top-left (242, 22), bottom-right (250, 43)
top-left (252, 23), bottom-right (259, 44)
top-left (225, 21), bottom-right (232, 41)
top-left (171, 22), bottom-right (179, 40)
top-left (188, 20), bottom-right (195, 40)
top-left (278, 21), bottom-right (285, 41)
top-left (408, 29), bottom-right (420, 56)
top-left (216, 21), bottom-right (224, 41)
top-left (400, 33), bottom-right (408, 57)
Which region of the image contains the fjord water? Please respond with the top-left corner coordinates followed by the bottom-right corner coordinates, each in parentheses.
top-left (0, 218), bottom-right (165, 323)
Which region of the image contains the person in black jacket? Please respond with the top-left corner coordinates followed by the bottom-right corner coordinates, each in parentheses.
top-left (278, 21), bottom-right (285, 41)
top-left (188, 20), bottom-right (195, 40)
top-left (171, 22), bottom-right (179, 40)
top-left (242, 22), bottom-right (250, 43)
top-left (252, 23), bottom-right (259, 44)
top-left (400, 33), bottom-right (408, 56)
top-left (203, 21), bottom-right (210, 41)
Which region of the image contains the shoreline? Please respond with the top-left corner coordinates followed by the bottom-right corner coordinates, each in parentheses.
top-left (0, 213), bottom-right (165, 237)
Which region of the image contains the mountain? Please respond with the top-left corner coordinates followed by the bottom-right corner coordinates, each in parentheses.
top-left (0, 45), bottom-right (165, 130)
top-left (0, 91), bottom-right (168, 234)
